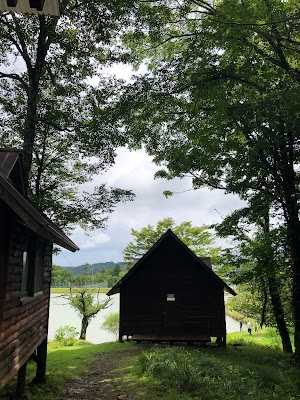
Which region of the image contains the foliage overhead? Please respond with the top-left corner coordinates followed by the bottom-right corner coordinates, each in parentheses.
top-left (115, 0), bottom-right (300, 202)
top-left (0, 0), bottom-right (137, 230)
top-left (110, 0), bottom-right (300, 357)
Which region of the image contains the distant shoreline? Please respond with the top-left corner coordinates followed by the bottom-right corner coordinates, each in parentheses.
top-left (50, 287), bottom-right (110, 294)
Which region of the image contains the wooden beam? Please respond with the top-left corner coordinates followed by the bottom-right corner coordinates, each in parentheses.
top-left (16, 361), bottom-right (27, 397)
top-left (33, 338), bottom-right (47, 383)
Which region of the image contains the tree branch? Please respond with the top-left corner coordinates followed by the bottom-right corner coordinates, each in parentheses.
top-left (10, 14), bottom-right (33, 74)
top-left (244, 36), bottom-right (300, 80)
top-left (144, 32), bottom-right (198, 51)
top-left (209, 16), bottom-right (300, 27)
top-left (190, 0), bottom-right (216, 14)
top-left (38, 118), bottom-right (75, 133)
top-left (0, 72), bottom-right (28, 92)
top-left (176, 70), bottom-right (267, 95)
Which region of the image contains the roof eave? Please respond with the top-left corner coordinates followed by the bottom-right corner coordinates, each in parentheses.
top-left (0, 174), bottom-right (79, 252)
top-left (106, 286), bottom-right (120, 296)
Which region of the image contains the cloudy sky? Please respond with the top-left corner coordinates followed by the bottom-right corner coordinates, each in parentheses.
top-left (53, 147), bottom-right (245, 267)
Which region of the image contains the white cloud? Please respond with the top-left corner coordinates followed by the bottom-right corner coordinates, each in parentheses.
top-left (54, 148), bottom-right (245, 267)
top-left (78, 233), bottom-right (110, 250)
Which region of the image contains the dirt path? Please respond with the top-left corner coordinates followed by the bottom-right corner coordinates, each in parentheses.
top-left (59, 346), bottom-right (146, 400)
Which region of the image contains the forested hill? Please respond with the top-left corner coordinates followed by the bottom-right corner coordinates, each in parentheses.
top-left (61, 262), bottom-right (125, 276)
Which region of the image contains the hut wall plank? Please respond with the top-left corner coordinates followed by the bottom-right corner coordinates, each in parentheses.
top-left (0, 202), bottom-right (10, 328)
top-left (119, 234), bottom-right (227, 339)
top-left (0, 214), bottom-right (52, 391)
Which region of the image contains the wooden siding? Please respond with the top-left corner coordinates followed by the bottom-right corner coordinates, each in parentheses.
top-left (0, 202), bottom-right (10, 332)
top-left (119, 234), bottom-right (226, 340)
top-left (0, 204), bottom-right (52, 390)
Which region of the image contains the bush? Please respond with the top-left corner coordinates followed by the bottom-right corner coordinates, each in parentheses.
top-left (54, 325), bottom-right (78, 346)
top-left (101, 312), bottom-right (119, 340)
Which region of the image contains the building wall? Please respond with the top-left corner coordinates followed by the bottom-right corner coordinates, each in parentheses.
top-left (120, 235), bottom-right (226, 339)
top-left (0, 204), bottom-right (52, 390)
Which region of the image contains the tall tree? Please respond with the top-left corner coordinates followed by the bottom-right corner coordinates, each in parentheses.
top-left (217, 207), bottom-right (293, 352)
top-left (123, 217), bottom-right (222, 266)
top-left (0, 0), bottom-right (136, 229)
top-left (111, 0), bottom-right (300, 357)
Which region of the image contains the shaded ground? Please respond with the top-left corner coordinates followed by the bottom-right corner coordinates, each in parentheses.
top-left (59, 346), bottom-right (147, 400)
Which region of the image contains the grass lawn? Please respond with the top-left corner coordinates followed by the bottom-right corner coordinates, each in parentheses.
top-left (0, 328), bottom-right (299, 400)
top-left (0, 341), bottom-right (132, 400)
top-left (227, 327), bottom-right (295, 349)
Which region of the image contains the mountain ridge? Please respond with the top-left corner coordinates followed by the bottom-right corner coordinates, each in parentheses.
top-left (60, 261), bottom-right (125, 276)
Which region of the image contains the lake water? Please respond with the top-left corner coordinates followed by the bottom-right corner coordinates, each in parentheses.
top-left (48, 294), bottom-right (240, 343)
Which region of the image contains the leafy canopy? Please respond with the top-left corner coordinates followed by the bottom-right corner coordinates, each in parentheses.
top-left (0, 0), bottom-right (137, 230)
top-left (123, 217), bottom-right (222, 266)
top-left (114, 0), bottom-right (300, 204)
top-left (111, 0), bottom-right (300, 353)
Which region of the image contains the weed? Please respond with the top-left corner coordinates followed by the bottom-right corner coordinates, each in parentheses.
top-left (54, 325), bottom-right (78, 346)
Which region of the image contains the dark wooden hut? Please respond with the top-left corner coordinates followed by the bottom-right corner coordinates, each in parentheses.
top-left (107, 229), bottom-right (236, 345)
top-left (0, 149), bottom-right (78, 394)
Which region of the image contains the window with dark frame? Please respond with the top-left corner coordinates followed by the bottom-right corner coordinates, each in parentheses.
top-left (21, 236), bottom-right (45, 298)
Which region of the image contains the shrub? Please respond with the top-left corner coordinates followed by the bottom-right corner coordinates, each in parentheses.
top-left (101, 312), bottom-right (119, 340)
top-left (54, 325), bottom-right (78, 346)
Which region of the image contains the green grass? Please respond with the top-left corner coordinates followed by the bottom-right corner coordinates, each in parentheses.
top-left (112, 329), bottom-right (299, 400)
top-left (135, 344), bottom-right (299, 400)
top-left (120, 328), bottom-right (299, 400)
top-left (227, 327), bottom-right (294, 350)
top-left (0, 341), bottom-right (132, 400)
top-left (1, 329), bottom-right (299, 400)
top-left (225, 307), bottom-right (251, 323)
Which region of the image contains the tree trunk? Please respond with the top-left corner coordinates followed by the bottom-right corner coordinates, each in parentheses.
top-left (260, 278), bottom-right (268, 329)
top-left (22, 80), bottom-right (39, 192)
top-left (268, 276), bottom-right (293, 352)
top-left (261, 210), bottom-right (293, 353)
top-left (20, 15), bottom-right (55, 193)
top-left (277, 124), bottom-right (300, 357)
top-left (284, 194), bottom-right (300, 358)
top-left (79, 316), bottom-right (89, 340)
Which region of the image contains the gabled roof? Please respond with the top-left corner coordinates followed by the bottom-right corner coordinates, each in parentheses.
top-left (0, 149), bottom-right (25, 194)
top-left (0, 149), bottom-right (78, 252)
top-left (0, 149), bottom-right (21, 179)
top-left (107, 229), bottom-right (236, 296)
